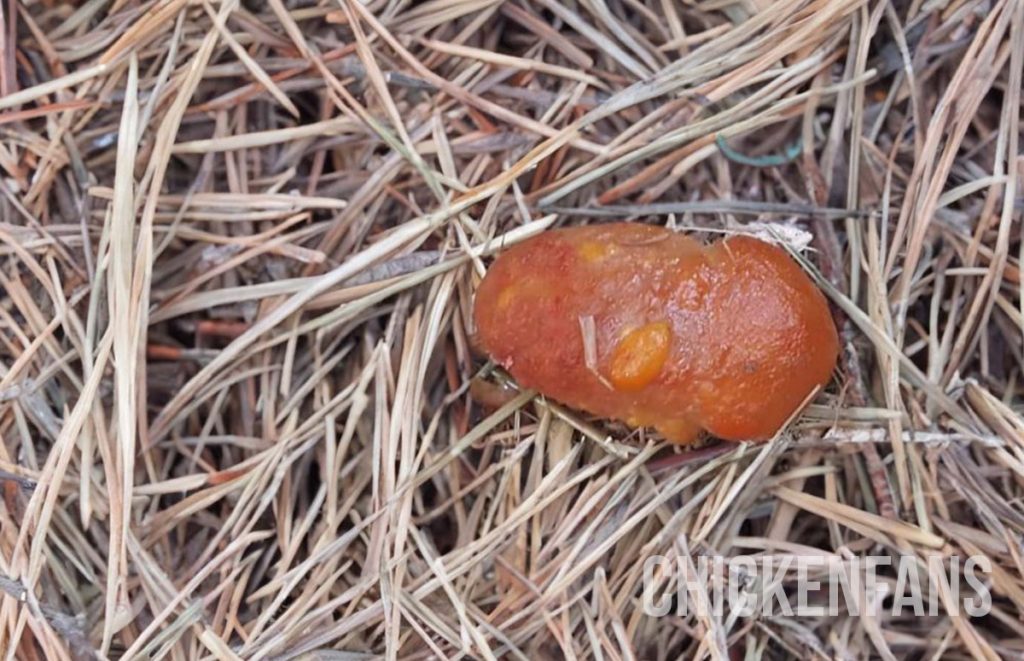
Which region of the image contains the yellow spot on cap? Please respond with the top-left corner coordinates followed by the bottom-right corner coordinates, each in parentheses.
top-left (497, 278), bottom-right (550, 309)
top-left (497, 285), bottom-right (517, 310)
top-left (608, 321), bottom-right (672, 391)
top-left (578, 241), bottom-right (611, 262)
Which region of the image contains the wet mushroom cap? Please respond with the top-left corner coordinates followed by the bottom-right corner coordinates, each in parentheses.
top-left (473, 223), bottom-right (839, 443)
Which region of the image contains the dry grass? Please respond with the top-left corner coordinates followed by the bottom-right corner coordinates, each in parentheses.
top-left (1, 0), bottom-right (1023, 659)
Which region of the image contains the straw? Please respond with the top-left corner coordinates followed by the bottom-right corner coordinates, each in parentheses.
top-left (1, 0), bottom-right (1022, 658)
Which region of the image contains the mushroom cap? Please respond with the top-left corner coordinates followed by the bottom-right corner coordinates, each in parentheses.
top-left (473, 223), bottom-right (839, 443)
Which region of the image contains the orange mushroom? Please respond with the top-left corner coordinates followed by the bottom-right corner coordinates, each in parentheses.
top-left (473, 223), bottom-right (839, 443)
